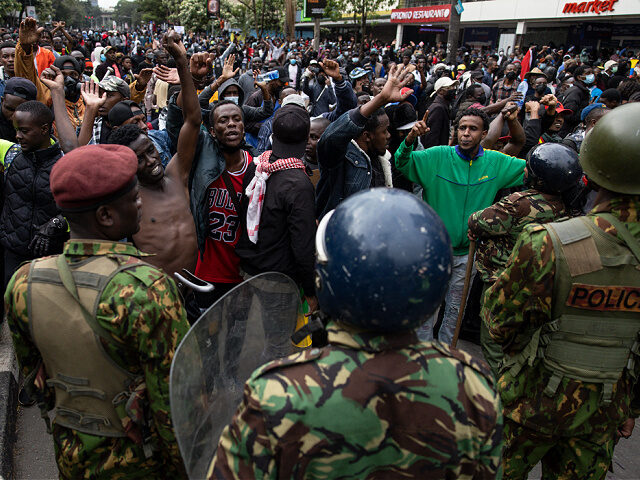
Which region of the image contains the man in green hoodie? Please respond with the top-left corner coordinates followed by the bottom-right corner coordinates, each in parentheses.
top-left (395, 107), bottom-right (525, 343)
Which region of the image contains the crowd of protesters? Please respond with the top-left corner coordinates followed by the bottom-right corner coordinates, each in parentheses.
top-left (0, 16), bottom-right (639, 479)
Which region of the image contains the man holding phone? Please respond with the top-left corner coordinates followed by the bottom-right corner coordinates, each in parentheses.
top-left (302, 60), bottom-right (336, 117)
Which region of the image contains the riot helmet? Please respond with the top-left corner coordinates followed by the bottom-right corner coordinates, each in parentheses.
top-left (315, 189), bottom-right (452, 332)
top-left (526, 143), bottom-right (583, 194)
top-left (580, 103), bottom-right (640, 194)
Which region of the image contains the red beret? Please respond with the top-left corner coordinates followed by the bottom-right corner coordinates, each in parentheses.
top-left (50, 144), bottom-right (138, 211)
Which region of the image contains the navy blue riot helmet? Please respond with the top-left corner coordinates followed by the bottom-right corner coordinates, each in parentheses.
top-left (315, 188), bottom-right (452, 332)
top-left (526, 143), bottom-right (583, 194)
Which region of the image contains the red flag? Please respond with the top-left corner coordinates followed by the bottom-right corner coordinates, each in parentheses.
top-left (520, 47), bottom-right (533, 80)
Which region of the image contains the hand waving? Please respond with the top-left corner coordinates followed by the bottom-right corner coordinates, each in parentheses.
top-left (379, 64), bottom-right (414, 103)
top-left (81, 80), bottom-right (106, 110)
top-left (134, 68), bottom-right (153, 87)
top-left (220, 54), bottom-right (239, 82)
top-left (19, 17), bottom-right (43, 49)
top-left (153, 65), bottom-right (179, 84)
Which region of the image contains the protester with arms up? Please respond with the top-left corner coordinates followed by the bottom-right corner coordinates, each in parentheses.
top-left (315, 64), bottom-right (413, 219)
top-left (106, 30), bottom-right (199, 282)
top-left (6, 144), bottom-right (189, 479)
top-left (395, 107), bottom-right (525, 343)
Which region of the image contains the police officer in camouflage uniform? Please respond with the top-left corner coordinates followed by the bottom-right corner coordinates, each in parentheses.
top-left (469, 143), bottom-right (583, 376)
top-left (211, 188), bottom-right (504, 479)
top-left (483, 103), bottom-right (640, 479)
top-left (5, 144), bottom-right (189, 479)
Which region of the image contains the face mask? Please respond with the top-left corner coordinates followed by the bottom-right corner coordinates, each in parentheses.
top-left (226, 96), bottom-right (239, 105)
top-left (538, 63), bottom-right (547, 70)
top-left (100, 54), bottom-right (106, 62)
top-left (352, 57), bottom-right (359, 63)
top-left (444, 90), bottom-right (456, 101)
top-left (536, 84), bottom-right (548, 95)
top-left (506, 71), bottom-right (517, 81)
top-left (290, 59), bottom-right (296, 65)
top-left (477, 95), bottom-right (487, 104)
top-left (584, 74), bottom-right (595, 85)
top-left (63, 76), bottom-right (81, 102)
top-left (611, 66), bottom-right (618, 74)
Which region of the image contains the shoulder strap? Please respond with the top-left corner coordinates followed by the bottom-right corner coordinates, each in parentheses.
top-left (55, 255), bottom-right (127, 346)
top-left (596, 213), bottom-right (640, 263)
top-left (221, 169), bottom-right (244, 226)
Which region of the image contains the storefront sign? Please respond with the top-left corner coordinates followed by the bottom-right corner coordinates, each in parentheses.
top-left (390, 4), bottom-right (451, 24)
top-left (304, 0), bottom-right (327, 18)
top-left (562, 0), bottom-right (618, 14)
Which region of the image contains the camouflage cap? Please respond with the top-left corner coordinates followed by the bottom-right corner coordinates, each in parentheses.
top-left (99, 75), bottom-right (130, 99)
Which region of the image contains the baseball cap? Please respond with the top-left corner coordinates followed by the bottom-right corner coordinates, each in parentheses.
top-left (555, 102), bottom-right (573, 116)
top-left (99, 76), bottom-right (131, 99)
top-left (274, 66), bottom-right (291, 83)
top-left (281, 94), bottom-right (306, 109)
top-left (4, 77), bottom-right (37, 101)
top-left (604, 60), bottom-right (618, 71)
top-left (103, 45), bottom-right (116, 53)
top-left (271, 105), bottom-right (310, 159)
top-left (431, 77), bottom-right (458, 97)
top-left (108, 100), bottom-right (144, 127)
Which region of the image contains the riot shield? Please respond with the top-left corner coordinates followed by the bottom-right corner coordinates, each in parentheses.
top-left (169, 272), bottom-right (301, 479)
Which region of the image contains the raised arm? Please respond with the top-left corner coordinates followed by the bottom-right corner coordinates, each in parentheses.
top-left (502, 103), bottom-right (526, 157)
top-left (41, 66), bottom-right (78, 153)
top-left (163, 31), bottom-right (201, 190)
top-left (15, 18), bottom-right (51, 106)
top-left (77, 80), bottom-right (105, 146)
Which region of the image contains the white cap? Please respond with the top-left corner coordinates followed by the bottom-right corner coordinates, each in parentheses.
top-left (604, 60), bottom-right (618, 71)
top-left (433, 63), bottom-right (447, 72)
top-left (281, 94), bottom-right (307, 109)
top-left (431, 77), bottom-right (459, 97)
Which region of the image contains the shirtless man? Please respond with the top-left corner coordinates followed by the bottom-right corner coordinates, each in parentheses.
top-left (106, 31), bottom-right (199, 278)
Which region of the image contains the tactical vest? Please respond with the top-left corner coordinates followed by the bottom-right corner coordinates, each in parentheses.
top-left (28, 254), bottom-right (140, 437)
top-left (504, 214), bottom-right (640, 404)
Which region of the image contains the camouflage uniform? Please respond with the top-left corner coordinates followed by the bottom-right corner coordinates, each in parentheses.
top-left (5, 240), bottom-right (189, 479)
top-left (211, 320), bottom-right (503, 479)
top-left (482, 197), bottom-right (640, 480)
top-left (469, 189), bottom-right (568, 376)
top-left (468, 189), bottom-right (568, 284)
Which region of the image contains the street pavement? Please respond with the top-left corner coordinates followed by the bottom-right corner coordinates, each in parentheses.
top-left (9, 339), bottom-right (640, 479)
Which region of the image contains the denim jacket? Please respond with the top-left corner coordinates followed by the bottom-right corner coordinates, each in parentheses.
top-left (315, 108), bottom-right (392, 219)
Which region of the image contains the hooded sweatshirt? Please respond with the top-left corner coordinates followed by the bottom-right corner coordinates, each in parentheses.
top-left (198, 77), bottom-right (274, 126)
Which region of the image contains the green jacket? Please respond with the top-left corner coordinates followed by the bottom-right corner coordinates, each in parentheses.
top-left (395, 142), bottom-right (525, 255)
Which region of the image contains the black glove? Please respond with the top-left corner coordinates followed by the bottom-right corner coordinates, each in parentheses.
top-left (29, 215), bottom-right (69, 257)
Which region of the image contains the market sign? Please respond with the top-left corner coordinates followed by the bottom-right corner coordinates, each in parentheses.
top-left (390, 4), bottom-right (452, 24)
top-left (562, 0), bottom-right (618, 14)
top-left (304, 0), bottom-right (327, 18)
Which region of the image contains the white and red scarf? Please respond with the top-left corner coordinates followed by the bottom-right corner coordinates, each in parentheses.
top-left (245, 150), bottom-right (305, 243)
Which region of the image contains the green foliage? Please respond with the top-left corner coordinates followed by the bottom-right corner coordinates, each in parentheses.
top-left (49, 0), bottom-right (102, 28)
top-left (177, 0), bottom-right (209, 32)
top-left (222, 0), bottom-right (283, 37)
top-left (113, 0), bottom-right (142, 27)
top-left (0, 0), bottom-right (20, 22)
top-left (136, 0), bottom-right (178, 24)
top-left (36, 0), bottom-right (54, 22)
